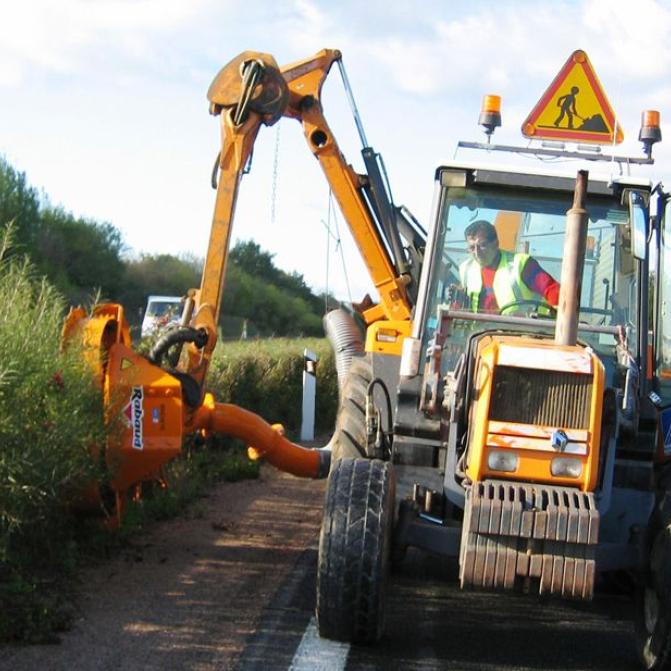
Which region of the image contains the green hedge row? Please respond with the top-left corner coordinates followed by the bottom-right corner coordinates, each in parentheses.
top-left (207, 338), bottom-right (339, 438)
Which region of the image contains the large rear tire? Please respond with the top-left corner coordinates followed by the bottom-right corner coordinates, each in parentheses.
top-left (635, 495), bottom-right (671, 670)
top-left (331, 355), bottom-right (373, 461)
top-left (316, 457), bottom-right (395, 643)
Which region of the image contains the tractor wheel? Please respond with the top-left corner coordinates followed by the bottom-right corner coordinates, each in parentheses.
top-left (316, 457), bottom-right (395, 643)
top-left (331, 355), bottom-right (373, 461)
top-left (635, 517), bottom-right (671, 669)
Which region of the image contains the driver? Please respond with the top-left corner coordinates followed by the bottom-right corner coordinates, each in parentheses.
top-left (459, 221), bottom-right (560, 314)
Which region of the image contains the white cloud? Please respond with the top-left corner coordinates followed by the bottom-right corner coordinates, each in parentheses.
top-left (0, 0), bottom-right (210, 84)
top-left (321, 0), bottom-right (671, 102)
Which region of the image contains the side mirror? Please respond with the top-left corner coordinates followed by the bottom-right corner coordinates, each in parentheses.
top-left (629, 190), bottom-right (648, 260)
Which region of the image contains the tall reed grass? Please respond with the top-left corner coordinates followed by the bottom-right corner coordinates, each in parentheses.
top-left (0, 226), bottom-right (339, 641)
top-left (0, 228), bottom-right (106, 640)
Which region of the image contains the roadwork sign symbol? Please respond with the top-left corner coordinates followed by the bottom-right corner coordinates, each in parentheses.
top-left (521, 49), bottom-right (623, 145)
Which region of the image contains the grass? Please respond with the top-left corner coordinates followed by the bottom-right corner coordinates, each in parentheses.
top-left (0, 228), bottom-right (107, 642)
top-left (118, 438), bottom-right (259, 533)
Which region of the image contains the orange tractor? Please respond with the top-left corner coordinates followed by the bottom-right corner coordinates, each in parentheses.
top-left (68, 48), bottom-right (671, 669)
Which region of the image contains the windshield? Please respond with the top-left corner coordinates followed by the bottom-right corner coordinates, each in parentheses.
top-left (424, 184), bottom-right (637, 370)
top-left (146, 300), bottom-right (181, 318)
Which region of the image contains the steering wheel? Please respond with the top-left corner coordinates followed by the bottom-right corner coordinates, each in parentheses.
top-left (497, 299), bottom-right (557, 318)
top-left (573, 306), bottom-right (611, 316)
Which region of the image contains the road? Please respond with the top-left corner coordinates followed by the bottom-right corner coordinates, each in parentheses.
top-left (1, 468), bottom-right (639, 671)
top-left (239, 546), bottom-right (637, 671)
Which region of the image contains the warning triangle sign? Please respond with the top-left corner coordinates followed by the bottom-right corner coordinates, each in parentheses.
top-left (521, 50), bottom-right (623, 145)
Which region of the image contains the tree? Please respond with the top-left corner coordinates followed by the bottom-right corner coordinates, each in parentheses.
top-left (119, 253), bottom-right (202, 322)
top-left (0, 158), bottom-right (40, 250)
top-left (222, 240), bottom-right (329, 337)
top-left (0, 155), bottom-right (334, 336)
top-left (36, 207), bottom-right (125, 303)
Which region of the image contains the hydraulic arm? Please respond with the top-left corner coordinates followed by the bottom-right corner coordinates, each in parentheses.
top-left (188, 49), bottom-right (419, 393)
top-left (64, 49), bottom-right (422, 523)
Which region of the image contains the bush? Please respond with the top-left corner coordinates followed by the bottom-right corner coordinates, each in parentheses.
top-left (0, 229), bottom-right (107, 641)
top-left (207, 338), bottom-right (338, 437)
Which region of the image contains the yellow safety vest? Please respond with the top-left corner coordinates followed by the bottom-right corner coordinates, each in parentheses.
top-left (459, 251), bottom-right (536, 313)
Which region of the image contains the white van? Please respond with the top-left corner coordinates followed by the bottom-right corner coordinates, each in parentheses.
top-left (141, 295), bottom-right (183, 337)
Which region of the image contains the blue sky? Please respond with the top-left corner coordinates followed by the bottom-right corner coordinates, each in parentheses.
top-left (1, 0), bottom-right (670, 302)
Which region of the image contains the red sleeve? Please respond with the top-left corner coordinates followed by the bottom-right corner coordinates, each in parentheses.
top-left (521, 257), bottom-right (561, 307)
top-left (544, 282), bottom-right (561, 307)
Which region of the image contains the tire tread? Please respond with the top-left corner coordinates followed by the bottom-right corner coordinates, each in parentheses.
top-left (317, 457), bottom-right (394, 643)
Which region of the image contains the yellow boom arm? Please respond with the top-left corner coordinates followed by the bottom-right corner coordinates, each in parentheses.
top-left (186, 49), bottom-right (413, 392)
top-left (64, 49), bottom-right (415, 523)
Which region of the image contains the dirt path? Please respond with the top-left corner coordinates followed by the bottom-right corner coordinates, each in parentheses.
top-left (0, 467), bottom-right (326, 671)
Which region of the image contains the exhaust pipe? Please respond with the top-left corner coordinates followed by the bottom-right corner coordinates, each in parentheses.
top-left (555, 170), bottom-right (589, 347)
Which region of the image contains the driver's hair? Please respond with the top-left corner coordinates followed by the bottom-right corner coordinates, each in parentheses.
top-left (464, 220), bottom-right (498, 242)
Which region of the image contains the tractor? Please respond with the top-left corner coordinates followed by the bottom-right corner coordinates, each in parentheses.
top-left (67, 47), bottom-right (671, 668)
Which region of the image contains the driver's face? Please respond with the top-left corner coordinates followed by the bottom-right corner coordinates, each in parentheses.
top-left (466, 234), bottom-right (499, 267)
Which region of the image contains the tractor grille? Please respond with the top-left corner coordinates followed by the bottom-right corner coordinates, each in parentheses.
top-left (488, 366), bottom-right (592, 429)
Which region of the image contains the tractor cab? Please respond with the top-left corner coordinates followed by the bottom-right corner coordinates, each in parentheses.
top-left (395, 159), bottom-right (663, 503)
top-left (419, 163), bottom-right (648, 374)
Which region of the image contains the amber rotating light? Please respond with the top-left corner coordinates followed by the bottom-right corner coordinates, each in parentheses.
top-left (479, 94), bottom-right (501, 142)
top-left (639, 110), bottom-right (662, 158)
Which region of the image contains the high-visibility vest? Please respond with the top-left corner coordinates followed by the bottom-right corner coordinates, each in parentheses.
top-left (459, 250), bottom-right (536, 313)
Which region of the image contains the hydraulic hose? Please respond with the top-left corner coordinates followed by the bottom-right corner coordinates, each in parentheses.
top-left (148, 326), bottom-right (208, 367)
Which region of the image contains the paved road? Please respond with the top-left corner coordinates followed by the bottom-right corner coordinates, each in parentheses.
top-left (1, 470), bottom-right (640, 670)
top-left (238, 544), bottom-right (638, 671)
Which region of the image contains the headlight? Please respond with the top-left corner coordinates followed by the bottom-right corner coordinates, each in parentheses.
top-left (487, 450), bottom-right (519, 473)
top-left (551, 457), bottom-right (583, 479)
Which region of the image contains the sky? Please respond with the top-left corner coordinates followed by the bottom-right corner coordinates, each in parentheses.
top-left (1, 0), bottom-right (670, 304)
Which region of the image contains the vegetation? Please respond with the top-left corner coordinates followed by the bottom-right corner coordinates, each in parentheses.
top-left (0, 154), bottom-right (342, 643)
top-left (120, 242), bottom-right (335, 339)
top-left (118, 252), bottom-right (201, 326)
top-left (222, 241), bottom-right (330, 338)
top-left (0, 158), bottom-right (126, 305)
top-left (208, 337), bottom-right (339, 436)
top-left (0, 250), bottom-right (335, 641)
top-left (0, 230), bottom-right (107, 641)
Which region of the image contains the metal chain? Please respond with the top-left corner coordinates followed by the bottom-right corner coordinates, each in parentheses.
top-left (270, 123), bottom-right (281, 226)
